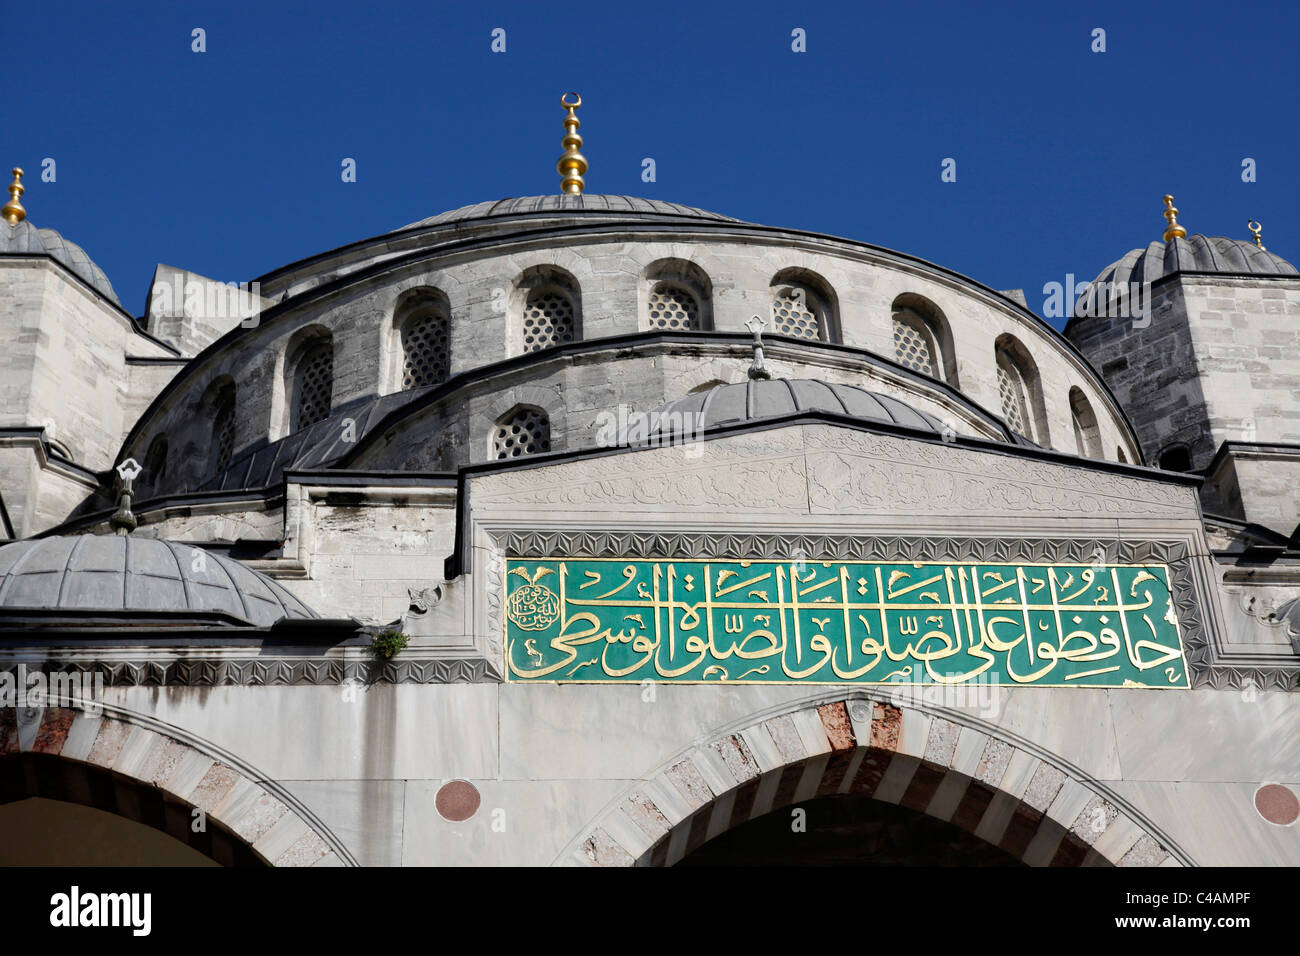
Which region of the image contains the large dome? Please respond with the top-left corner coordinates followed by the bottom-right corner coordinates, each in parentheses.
top-left (0, 220), bottom-right (121, 306)
top-left (0, 535), bottom-right (316, 626)
top-left (399, 194), bottom-right (742, 231)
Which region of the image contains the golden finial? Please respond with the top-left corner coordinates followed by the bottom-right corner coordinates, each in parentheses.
top-left (1162, 194), bottom-right (1186, 242)
top-left (2, 168), bottom-right (25, 226)
top-left (556, 93), bottom-right (587, 195)
top-left (1248, 219), bottom-right (1266, 250)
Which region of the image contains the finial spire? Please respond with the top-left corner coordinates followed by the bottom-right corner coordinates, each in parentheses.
top-left (1248, 219), bottom-right (1266, 250)
top-left (2, 168), bottom-right (25, 226)
top-left (745, 315), bottom-right (771, 380)
top-left (110, 458), bottom-right (142, 535)
top-left (1162, 194), bottom-right (1186, 242)
top-left (556, 93), bottom-right (588, 195)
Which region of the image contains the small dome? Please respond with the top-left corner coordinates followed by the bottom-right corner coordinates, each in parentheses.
top-left (400, 194), bottom-right (741, 231)
top-left (0, 220), bottom-right (121, 306)
top-left (0, 535), bottom-right (316, 627)
top-left (1077, 235), bottom-right (1296, 317)
top-left (645, 378), bottom-right (950, 439)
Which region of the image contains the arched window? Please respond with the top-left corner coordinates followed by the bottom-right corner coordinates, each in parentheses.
top-left (892, 294), bottom-right (958, 385)
top-left (646, 283), bottom-right (700, 330)
top-left (1117, 446), bottom-right (1128, 464)
top-left (293, 341), bottom-right (333, 431)
top-left (514, 267), bottom-right (580, 354)
top-left (893, 309), bottom-right (940, 377)
top-left (144, 435), bottom-right (168, 489)
top-left (642, 259), bottom-right (712, 331)
top-left (210, 384), bottom-right (236, 474)
top-left (769, 270), bottom-right (837, 342)
top-left (993, 335), bottom-right (1048, 445)
top-left (995, 352), bottom-right (1031, 437)
top-left (1068, 387), bottom-right (1102, 458)
top-left (401, 309), bottom-right (451, 388)
top-left (522, 291), bottom-right (574, 351)
top-left (1158, 444), bottom-right (1192, 472)
top-left (493, 406), bottom-right (551, 459)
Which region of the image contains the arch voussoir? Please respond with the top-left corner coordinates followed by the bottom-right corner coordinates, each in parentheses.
top-left (568, 697), bottom-right (1186, 868)
top-left (1, 705), bottom-right (348, 867)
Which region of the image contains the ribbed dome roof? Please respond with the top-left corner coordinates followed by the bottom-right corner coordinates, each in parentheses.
top-left (0, 220), bottom-right (121, 306)
top-left (1077, 235), bottom-right (1296, 317)
top-left (0, 535), bottom-right (316, 626)
top-left (400, 194), bottom-right (741, 231)
top-left (645, 378), bottom-right (951, 439)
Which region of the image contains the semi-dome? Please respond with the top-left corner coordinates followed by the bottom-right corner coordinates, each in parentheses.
top-left (0, 220), bottom-right (121, 306)
top-left (400, 194), bottom-right (741, 231)
top-left (1076, 235), bottom-right (1297, 317)
top-left (644, 378), bottom-right (952, 439)
top-left (0, 535), bottom-right (316, 626)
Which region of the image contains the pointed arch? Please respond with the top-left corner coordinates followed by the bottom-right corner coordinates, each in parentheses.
top-left (562, 694), bottom-right (1190, 868)
top-left (0, 703), bottom-right (354, 866)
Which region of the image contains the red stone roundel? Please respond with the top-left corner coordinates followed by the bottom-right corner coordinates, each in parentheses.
top-left (435, 780), bottom-right (481, 822)
top-left (1254, 784), bottom-right (1300, 826)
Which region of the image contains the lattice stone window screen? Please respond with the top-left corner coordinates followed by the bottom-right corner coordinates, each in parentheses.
top-left (647, 285), bottom-right (699, 330)
top-left (493, 407), bottom-right (551, 459)
top-left (771, 285), bottom-right (822, 340)
top-left (893, 312), bottom-right (939, 376)
top-left (522, 290), bottom-right (575, 352)
top-left (212, 389), bottom-right (236, 473)
top-left (401, 312), bottom-right (451, 388)
top-left (294, 344), bottom-right (333, 430)
top-left (996, 357), bottom-right (1029, 436)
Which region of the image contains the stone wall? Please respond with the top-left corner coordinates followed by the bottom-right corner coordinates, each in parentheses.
top-left (120, 232), bottom-right (1139, 502)
top-left (1067, 274), bottom-right (1300, 471)
top-left (0, 260), bottom-right (176, 535)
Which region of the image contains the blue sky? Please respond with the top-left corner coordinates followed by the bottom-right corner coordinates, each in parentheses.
top-left (11, 0), bottom-right (1298, 326)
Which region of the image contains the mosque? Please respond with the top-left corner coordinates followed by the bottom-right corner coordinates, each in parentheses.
top-left (0, 95), bottom-right (1297, 867)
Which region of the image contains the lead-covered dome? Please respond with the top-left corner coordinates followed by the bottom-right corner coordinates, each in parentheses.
top-left (645, 378), bottom-right (951, 439)
top-left (1076, 235), bottom-right (1297, 318)
top-left (0, 220), bottom-right (121, 306)
top-left (400, 194), bottom-right (742, 231)
top-left (0, 535), bottom-right (316, 626)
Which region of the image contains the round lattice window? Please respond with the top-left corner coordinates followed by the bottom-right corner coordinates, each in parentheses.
top-left (402, 313), bottom-right (451, 388)
top-left (294, 344), bottom-right (333, 430)
top-left (493, 407), bottom-right (551, 459)
top-left (771, 286), bottom-right (822, 340)
top-left (647, 286), bottom-right (699, 330)
top-left (522, 291), bottom-right (575, 352)
top-left (893, 314), bottom-right (938, 377)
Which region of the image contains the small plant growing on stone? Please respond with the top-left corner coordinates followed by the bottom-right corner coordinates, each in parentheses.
top-left (370, 628), bottom-right (408, 659)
